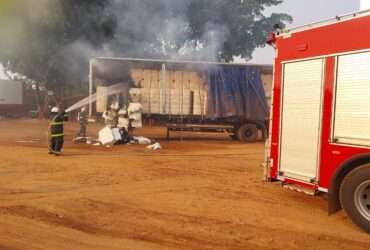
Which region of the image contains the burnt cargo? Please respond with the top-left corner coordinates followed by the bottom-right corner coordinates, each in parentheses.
top-left (89, 58), bottom-right (272, 142)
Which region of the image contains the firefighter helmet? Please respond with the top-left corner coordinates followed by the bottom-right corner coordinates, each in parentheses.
top-left (51, 107), bottom-right (59, 113)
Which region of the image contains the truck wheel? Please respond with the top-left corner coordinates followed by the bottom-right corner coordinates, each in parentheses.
top-left (237, 124), bottom-right (258, 142)
top-left (339, 164), bottom-right (370, 233)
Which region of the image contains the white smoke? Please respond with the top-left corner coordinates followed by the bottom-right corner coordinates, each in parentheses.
top-left (0, 63), bottom-right (10, 80)
top-left (189, 23), bottom-right (230, 61)
top-left (1, 0), bottom-right (232, 87)
top-left (100, 0), bottom-right (230, 62)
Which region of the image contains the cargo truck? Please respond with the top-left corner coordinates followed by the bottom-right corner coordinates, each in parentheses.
top-left (88, 58), bottom-right (272, 142)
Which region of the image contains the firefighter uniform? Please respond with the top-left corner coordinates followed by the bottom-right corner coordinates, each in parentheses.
top-left (103, 106), bottom-right (119, 128)
top-left (77, 107), bottom-right (88, 137)
top-left (49, 108), bottom-right (68, 155)
top-left (117, 108), bottom-right (130, 144)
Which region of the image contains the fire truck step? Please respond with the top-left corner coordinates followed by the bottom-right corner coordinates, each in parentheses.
top-left (283, 183), bottom-right (317, 196)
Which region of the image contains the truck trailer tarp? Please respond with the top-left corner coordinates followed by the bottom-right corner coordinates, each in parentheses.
top-left (206, 66), bottom-right (268, 121)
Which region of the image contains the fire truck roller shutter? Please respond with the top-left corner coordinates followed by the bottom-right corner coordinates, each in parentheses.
top-left (279, 59), bottom-right (325, 182)
top-left (333, 51), bottom-right (370, 147)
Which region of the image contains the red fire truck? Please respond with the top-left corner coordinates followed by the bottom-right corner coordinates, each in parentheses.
top-left (265, 10), bottom-right (370, 232)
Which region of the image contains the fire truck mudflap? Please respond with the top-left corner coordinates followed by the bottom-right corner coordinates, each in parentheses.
top-left (266, 9), bottom-right (370, 233)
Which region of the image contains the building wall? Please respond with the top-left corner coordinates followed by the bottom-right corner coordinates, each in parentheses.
top-left (0, 82), bottom-right (35, 117)
top-left (0, 80), bottom-right (23, 105)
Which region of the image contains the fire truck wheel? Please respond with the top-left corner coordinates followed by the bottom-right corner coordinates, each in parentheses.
top-left (339, 164), bottom-right (370, 233)
top-left (237, 124), bottom-right (258, 142)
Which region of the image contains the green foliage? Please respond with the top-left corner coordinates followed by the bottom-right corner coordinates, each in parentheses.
top-left (187, 0), bottom-right (292, 61)
top-left (0, 0), bottom-right (111, 95)
top-left (0, 0), bottom-right (291, 97)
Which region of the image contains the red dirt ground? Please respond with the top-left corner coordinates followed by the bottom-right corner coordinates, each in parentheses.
top-left (0, 119), bottom-right (369, 250)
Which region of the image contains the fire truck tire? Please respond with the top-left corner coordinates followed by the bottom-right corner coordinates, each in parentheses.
top-left (237, 124), bottom-right (258, 142)
top-left (339, 164), bottom-right (370, 233)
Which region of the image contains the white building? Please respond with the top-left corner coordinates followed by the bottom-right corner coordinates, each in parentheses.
top-left (0, 63), bottom-right (23, 106)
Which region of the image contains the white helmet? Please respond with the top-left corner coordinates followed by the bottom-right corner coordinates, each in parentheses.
top-left (51, 107), bottom-right (59, 113)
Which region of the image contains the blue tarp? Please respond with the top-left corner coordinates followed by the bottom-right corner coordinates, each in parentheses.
top-left (206, 66), bottom-right (268, 121)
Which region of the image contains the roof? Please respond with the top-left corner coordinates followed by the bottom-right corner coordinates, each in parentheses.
top-left (92, 57), bottom-right (273, 74)
top-left (279, 9), bottom-right (370, 36)
top-left (94, 56), bottom-right (272, 67)
top-left (91, 57), bottom-right (273, 83)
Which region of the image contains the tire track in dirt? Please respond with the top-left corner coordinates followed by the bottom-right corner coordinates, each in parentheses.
top-left (77, 198), bottom-right (273, 249)
top-left (0, 203), bottom-right (261, 249)
top-left (1, 121), bottom-right (369, 249)
top-left (77, 199), bottom-right (370, 250)
top-left (0, 206), bottom-right (105, 236)
top-left (0, 244), bottom-right (13, 250)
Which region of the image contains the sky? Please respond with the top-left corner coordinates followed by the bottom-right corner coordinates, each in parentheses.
top-left (250, 0), bottom-right (362, 64)
top-left (362, 0), bottom-right (370, 9)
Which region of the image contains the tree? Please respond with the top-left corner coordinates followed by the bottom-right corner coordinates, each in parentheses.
top-left (0, 0), bottom-right (115, 116)
top-left (0, 0), bottom-right (112, 87)
top-left (186, 0), bottom-right (292, 61)
top-left (0, 0), bottom-right (291, 99)
top-left (102, 0), bottom-right (291, 61)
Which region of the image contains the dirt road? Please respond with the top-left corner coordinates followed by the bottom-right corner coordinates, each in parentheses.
top-left (0, 119), bottom-right (369, 249)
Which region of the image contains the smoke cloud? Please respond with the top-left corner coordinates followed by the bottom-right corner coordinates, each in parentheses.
top-left (64, 0), bottom-right (232, 85)
top-left (88, 0), bottom-right (230, 61)
top-left (0, 0), bottom-right (232, 89)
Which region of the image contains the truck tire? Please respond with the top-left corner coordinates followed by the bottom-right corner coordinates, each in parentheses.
top-left (339, 164), bottom-right (370, 233)
top-left (237, 124), bottom-right (258, 142)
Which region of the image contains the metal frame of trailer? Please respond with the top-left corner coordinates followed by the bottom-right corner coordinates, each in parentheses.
top-left (166, 123), bottom-right (234, 140)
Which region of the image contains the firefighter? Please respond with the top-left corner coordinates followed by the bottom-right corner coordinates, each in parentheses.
top-left (117, 107), bottom-right (130, 144)
top-left (77, 106), bottom-right (88, 138)
top-left (111, 102), bottom-right (119, 128)
top-left (49, 107), bottom-right (68, 156)
top-left (127, 89), bottom-right (143, 129)
top-left (102, 103), bottom-right (119, 128)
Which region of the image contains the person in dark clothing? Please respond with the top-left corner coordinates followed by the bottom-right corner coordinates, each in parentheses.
top-left (77, 106), bottom-right (88, 138)
top-left (49, 107), bottom-right (68, 156)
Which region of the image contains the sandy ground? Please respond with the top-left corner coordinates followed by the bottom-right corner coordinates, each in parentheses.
top-left (0, 119), bottom-right (369, 250)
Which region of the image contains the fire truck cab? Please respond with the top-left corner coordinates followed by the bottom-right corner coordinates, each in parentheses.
top-left (266, 10), bottom-right (370, 232)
